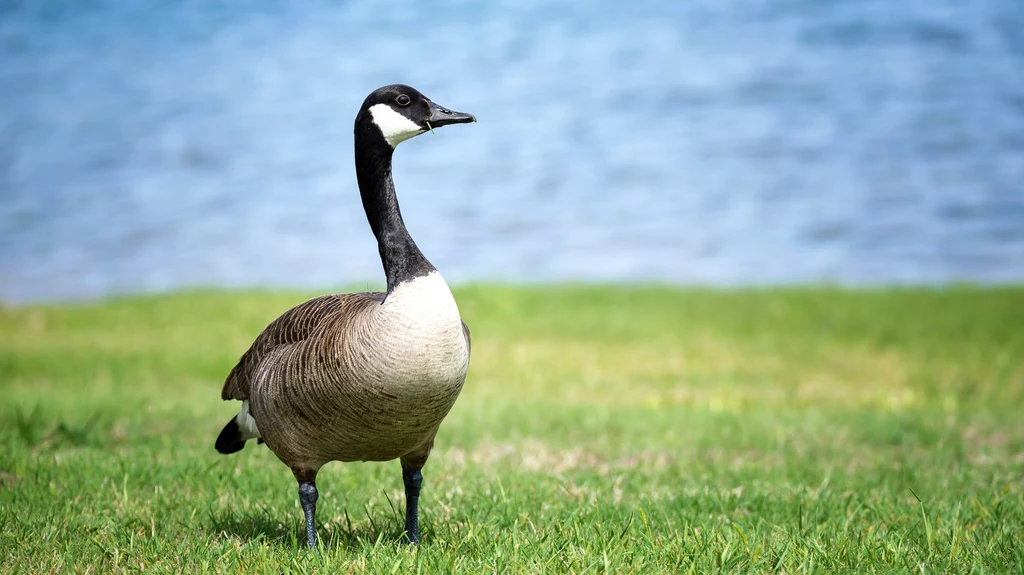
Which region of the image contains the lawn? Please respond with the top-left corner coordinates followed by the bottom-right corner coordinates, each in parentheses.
top-left (1, 285), bottom-right (1023, 573)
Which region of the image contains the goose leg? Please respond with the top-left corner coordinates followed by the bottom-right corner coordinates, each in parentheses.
top-left (402, 468), bottom-right (423, 545)
top-left (400, 435), bottom-right (435, 545)
top-left (292, 468), bottom-right (320, 548)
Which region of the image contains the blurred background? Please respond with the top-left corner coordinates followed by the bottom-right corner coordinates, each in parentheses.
top-left (1, 0), bottom-right (1022, 302)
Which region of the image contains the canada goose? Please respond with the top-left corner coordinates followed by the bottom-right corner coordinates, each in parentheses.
top-left (214, 84), bottom-right (476, 548)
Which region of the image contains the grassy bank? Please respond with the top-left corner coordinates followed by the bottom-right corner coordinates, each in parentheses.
top-left (1, 285), bottom-right (1023, 573)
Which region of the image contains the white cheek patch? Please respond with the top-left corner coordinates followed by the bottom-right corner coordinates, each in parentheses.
top-left (369, 104), bottom-right (425, 148)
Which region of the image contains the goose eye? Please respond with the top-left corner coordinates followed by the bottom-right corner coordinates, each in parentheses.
top-left (395, 94), bottom-right (411, 107)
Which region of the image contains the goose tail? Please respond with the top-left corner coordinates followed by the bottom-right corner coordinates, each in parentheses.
top-left (215, 400), bottom-right (262, 455)
top-left (215, 418), bottom-right (246, 454)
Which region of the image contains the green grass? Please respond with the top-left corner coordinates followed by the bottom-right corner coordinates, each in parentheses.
top-left (1, 285), bottom-right (1023, 573)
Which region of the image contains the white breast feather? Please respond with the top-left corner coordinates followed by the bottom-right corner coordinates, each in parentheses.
top-left (374, 271), bottom-right (469, 385)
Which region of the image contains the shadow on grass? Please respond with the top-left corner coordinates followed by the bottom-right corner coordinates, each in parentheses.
top-left (208, 508), bottom-right (411, 550)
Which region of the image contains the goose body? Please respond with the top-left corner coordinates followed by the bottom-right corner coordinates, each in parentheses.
top-left (224, 273), bottom-right (470, 467)
top-left (214, 85), bottom-right (476, 547)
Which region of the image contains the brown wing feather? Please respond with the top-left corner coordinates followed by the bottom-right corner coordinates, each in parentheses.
top-left (221, 292), bottom-right (386, 400)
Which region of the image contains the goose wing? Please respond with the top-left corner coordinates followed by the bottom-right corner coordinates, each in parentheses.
top-left (221, 292), bottom-right (386, 400)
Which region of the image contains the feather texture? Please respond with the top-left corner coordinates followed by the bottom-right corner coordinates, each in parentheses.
top-left (220, 273), bottom-right (470, 470)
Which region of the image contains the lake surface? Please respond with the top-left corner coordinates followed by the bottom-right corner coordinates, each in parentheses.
top-left (1, 0), bottom-right (1023, 301)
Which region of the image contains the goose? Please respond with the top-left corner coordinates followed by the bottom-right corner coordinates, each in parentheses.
top-left (214, 84), bottom-right (476, 548)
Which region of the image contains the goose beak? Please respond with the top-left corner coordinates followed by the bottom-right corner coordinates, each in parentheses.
top-left (426, 100), bottom-right (476, 128)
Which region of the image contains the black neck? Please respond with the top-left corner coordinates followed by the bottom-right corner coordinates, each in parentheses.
top-left (354, 119), bottom-right (435, 293)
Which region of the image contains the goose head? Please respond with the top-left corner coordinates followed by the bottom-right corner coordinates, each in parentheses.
top-left (356, 84), bottom-right (476, 149)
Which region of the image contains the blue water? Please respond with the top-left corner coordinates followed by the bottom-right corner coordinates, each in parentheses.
top-left (1, 0), bottom-right (1023, 301)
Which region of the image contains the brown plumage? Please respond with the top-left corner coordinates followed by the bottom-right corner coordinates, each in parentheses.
top-left (221, 293), bottom-right (384, 403)
top-left (214, 84), bottom-right (477, 548)
top-left (220, 289), bottom-right (470, 469)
